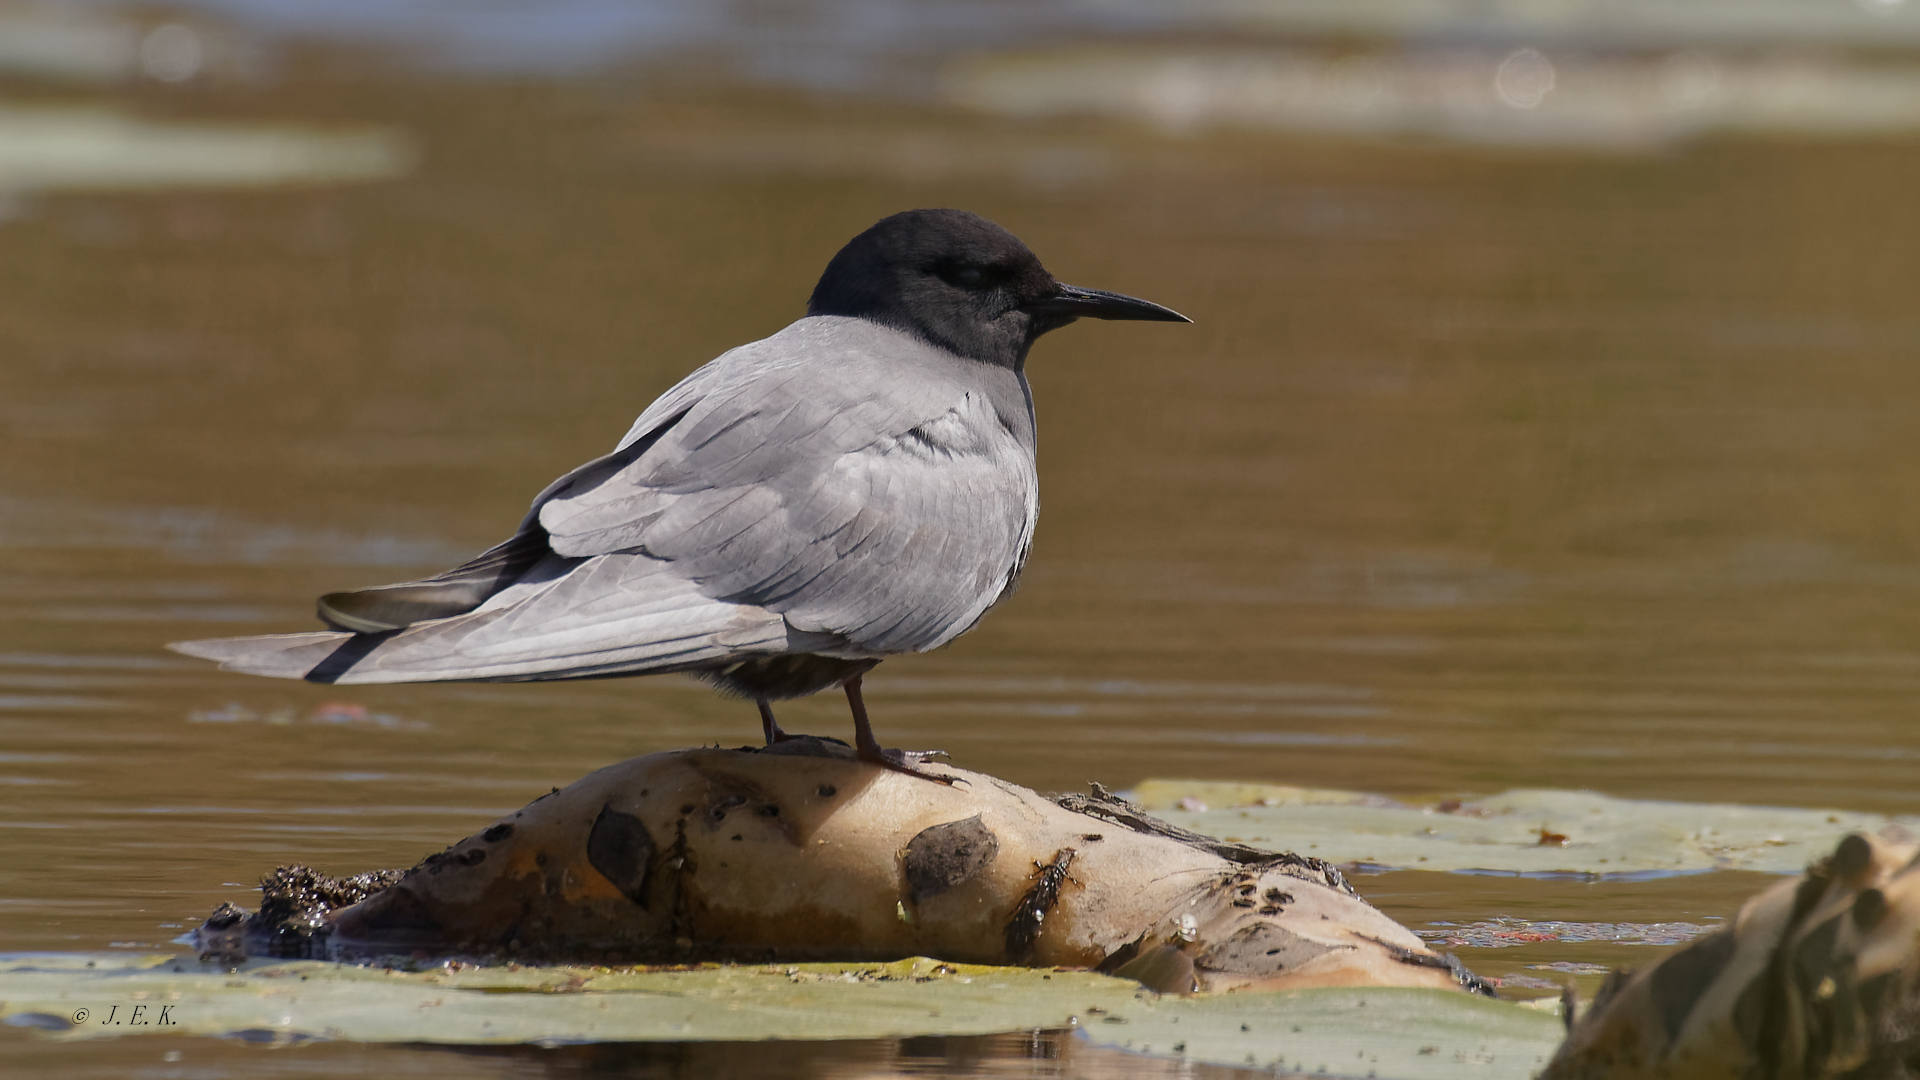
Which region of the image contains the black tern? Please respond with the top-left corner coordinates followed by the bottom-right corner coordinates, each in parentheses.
top-left (171, 209), bottom-right (1189, 776)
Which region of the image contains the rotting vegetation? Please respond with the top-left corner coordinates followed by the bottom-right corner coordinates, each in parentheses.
top-left (189, 742), bottom-right (1920, 1077)
top-left (1545, 830), bottom-right (1920, 1079)
top-left (194, 737), bottom-right (1483, 995)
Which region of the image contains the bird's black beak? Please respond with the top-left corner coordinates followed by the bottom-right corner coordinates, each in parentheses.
top-left (1021, 283), bottom-right (1191, 323)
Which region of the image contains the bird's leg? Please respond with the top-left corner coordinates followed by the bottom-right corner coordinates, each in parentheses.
top-left (844, 674), bottom-right (959, 784)
top-left (757, 698), bottom-right (799, 745)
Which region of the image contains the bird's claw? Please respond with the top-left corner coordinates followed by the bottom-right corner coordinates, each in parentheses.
top-left (858, 745), bottom-right (963, 785)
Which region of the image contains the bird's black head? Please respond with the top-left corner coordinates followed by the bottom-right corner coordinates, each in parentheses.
top-left (807, 209), bottom-right (1188, 369)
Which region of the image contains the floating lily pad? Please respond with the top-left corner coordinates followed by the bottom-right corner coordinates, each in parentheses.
top-left (1079, 988), bottom-right (1564, 1079)
top-left (0, 953), bottom-right (1563, 1079)
top-left (0, 104), bottom-right (413, 192)
top-left (1129, 781), bottom-right (1914, 876)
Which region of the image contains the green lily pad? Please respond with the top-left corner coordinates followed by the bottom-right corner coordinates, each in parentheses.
top-left (0, 104), bottom-right (413, 192)
top-left (1129, 781), bottom-right (1912, 876)
top-left (1079, 988), bottom-right (1564, 1079)
top-left (0, 953), bottom-right (1563, 1079)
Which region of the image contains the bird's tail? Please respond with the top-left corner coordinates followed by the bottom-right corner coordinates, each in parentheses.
top-left (168, 633), bottom-right (359, 680)
top-left (168, 551), bottom-right (795, 685)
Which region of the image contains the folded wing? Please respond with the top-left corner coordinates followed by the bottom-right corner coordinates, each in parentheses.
top-left (170, 318), bottom-right (1038, 683)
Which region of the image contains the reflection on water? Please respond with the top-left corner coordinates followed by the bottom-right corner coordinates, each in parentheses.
top-left (16, 1), bottom-right (1920, 150)
top-left (0, 1027), bottom-right (1259, 1080)
top-left (23, 0), bottom-right (1920, 77)
top-left (946, 47), bottom-right (1920, 147)
top-left (2, 2), bottom-right (1920, 1074)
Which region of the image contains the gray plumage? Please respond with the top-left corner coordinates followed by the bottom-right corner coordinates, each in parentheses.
top-left (171, 209), bottom-right (1186, 762)
top-left (177, 317), bottom-right (1036, 687)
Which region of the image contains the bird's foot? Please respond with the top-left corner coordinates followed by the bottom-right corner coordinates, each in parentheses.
top-left (856, 744), bottom-right (963, 785)
top-left (841, 674), bottom-right (961, 783)
top-left (757, 698), bottom-right (812, 746)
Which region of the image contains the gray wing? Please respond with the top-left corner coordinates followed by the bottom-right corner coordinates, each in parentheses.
top-left (539, 345), bottom-right (1038, 655)
top-left (172, 318), bottom-right (1038, 683)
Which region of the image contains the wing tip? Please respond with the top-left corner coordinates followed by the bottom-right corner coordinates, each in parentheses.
top-left (166, 637), bottom-right (237, 662)
top-left (165, 632), bottom-right (353, 678)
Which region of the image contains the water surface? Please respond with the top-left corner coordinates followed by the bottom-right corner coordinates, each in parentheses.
top-left (3, 13), bottom-right (1919, 1075)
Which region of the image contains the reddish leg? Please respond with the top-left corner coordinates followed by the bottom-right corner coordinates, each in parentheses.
top-left (757, 698), bottom-right (800, 745)
top-left (844, 674), bottom-right (958, 784)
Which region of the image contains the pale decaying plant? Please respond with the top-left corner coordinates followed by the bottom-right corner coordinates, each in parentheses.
top-left (1546, 830), bottom-right (1920, 1079)
top-left (198, 738), bottom-right (1487, 996)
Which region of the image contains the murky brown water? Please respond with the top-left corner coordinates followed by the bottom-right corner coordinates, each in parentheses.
top-left (4, 24), bottom-right (1920, 1076)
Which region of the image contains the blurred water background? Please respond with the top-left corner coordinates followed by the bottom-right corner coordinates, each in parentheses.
top-left (4, 0), bottom-right (1920, 1074)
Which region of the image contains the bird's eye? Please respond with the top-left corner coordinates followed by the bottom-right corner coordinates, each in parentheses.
top-left (935, 263), bottom-right (988, 289)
